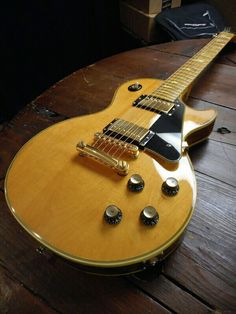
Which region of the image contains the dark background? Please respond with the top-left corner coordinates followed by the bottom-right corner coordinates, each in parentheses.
top-left (0, 0), bottom-right (234, 123)
top-left (0, 0), bottom-right (142, 123)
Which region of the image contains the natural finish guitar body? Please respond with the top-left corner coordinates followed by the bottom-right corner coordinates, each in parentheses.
top-left (5, 77), bottom-right (215, 274)
top-left (5, 32), bottom-right (234, 274)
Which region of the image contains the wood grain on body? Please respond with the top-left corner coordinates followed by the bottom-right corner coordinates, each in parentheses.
top-left (5, 79), bottom-right (199, 266)
top-left (1, 38), bottom-right (236, 313)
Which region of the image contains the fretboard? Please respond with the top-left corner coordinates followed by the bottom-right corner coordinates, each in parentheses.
top-left (152, 31), bottom-right (234, 102)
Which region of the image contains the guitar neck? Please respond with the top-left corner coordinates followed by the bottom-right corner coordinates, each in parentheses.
top-left (153, 31), bottom-right (235, 102)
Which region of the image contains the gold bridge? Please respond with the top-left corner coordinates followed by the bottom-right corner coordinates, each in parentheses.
top-left (76, 141), bottom-right (129, 176)
top-left (76, 118), bottom-right (150, 175)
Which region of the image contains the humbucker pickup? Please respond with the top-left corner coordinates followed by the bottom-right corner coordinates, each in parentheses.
top-left (133, 95), bottom-right (175, 114)
top-left (103, 119), bottom-right (150, 144)
top-left (103, 96), bottom-right (184, 162)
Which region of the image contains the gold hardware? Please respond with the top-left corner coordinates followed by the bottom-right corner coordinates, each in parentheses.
top-left (76, 141), bottom-right (129, 176)
top-left (94, 132), bottom-right (139, 158)
top-left (138, 97), bottom-right (175, 113)
top-left (107, 119), bottom-right (149, 143)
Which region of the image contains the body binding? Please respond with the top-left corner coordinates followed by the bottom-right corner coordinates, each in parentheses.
top-left (5, 77), bottom-right (216, 274)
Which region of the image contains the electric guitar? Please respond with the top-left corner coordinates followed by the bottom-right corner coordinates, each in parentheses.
top-left (5, 31), bottom-right (235, 275)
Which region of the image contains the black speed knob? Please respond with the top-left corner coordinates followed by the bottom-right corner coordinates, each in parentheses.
top-left (162, 177), bottom-right (179, 196)
top-left (127, 174), bottom-right (145, 192)
top-left (140, 206), bottom-right (159, 226)
top-left (104, 205), bottom-right (122, 225)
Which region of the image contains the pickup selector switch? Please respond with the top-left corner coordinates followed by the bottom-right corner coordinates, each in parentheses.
top-left (140, 206), bottom-right (159, 226)
top-left (162, 177), bottom-right (179, 196)
top-left (128, 82), bottom-right (142, 91)
top-left (104, 205), bottom-right (122, 225)
top-left (127, 174), bottom-right (145, 192)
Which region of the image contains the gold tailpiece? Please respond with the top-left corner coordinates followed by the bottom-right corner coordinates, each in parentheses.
top-left (76, 141), bottom-right (129, 176)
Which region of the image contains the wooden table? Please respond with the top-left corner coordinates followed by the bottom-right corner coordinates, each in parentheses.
top-left (0, 39), bottom-right (235, 313)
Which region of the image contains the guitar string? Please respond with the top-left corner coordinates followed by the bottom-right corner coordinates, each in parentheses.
top-left (151, 32), bottom-right (232, 98)
top-left (93, 82), bottom-right (156, 152)
top-left (92, 92), bottom-right (152, 152)
top-left (105, 32), bottom-right (231, 160)
top-left (111, 32), bottom-right (233, 160)
top-left (91, 36), bottom-right (221, 152)
top-left (92, 32), bottom-right (232, 160)
top-left (119, 32), bottom-right (234, 158)
top-left (101, 41), bottom-right (209, 157)
top-left (95, 32), bottom-right (227, 155)
top-left (110, 32), bottom-right (230, 159)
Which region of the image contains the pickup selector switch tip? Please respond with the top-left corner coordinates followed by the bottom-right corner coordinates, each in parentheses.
top-left (128, 82), bottom-right (142, 91)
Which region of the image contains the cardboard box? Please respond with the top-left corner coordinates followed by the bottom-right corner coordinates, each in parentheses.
top-left (123, 0), bottom-right (181, 14)
top-left (120, 1), bottom-right (158, 43)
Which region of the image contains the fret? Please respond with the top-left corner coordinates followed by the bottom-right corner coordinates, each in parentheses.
top-left (214, 43), bottom-right (226, 48)
top-left (158, 81), bottom-right (188, 94)
top-left (205, 47), bottom-right (223, 54)
top-left (210, 42), bottom-right (225, 47)
top-left (182, 67), bottom-right (201, 74)
top-left (185, 65), bottom-right (200, 70)
top-left (173, 67), bottom-right (197, 77)
top-left (161, 79), bottom-right (187, 87)
top-left (169, 74), bottom-right (193, 83)
top-left (153, 31), bottom-right (234, 101)
top-left (178, 66), bottom-right (198, 73)
top-left (200, 53), bottom-right (215, 59)
top-left (152, 93), bottom-right (176, 102)
top-left (177, 71), bottom-right (197, 79)
top-left (154, 90), bottom-right (177, 98)
top-left (158, 85), bottom-right (183, 92)
top-left (219, 34), bottom-right (233, 39)
top-left (177, 62), bottom-right (199, 72)
top-left (216, 39), bottom-right (227, 44)
top-left (162, 81), bottom-right (178, 86)
top-left (159, 83), bottom-right (184, 91)
top-left (183, 67), bottom-right (192, 71)
top-left (155, 90), bottom-right (180, 97)
top-left (192, 58), bottom-right (205, 63)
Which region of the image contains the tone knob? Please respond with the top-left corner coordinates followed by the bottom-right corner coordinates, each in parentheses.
top-left (162, 177), bottom-right (179, 196)
top-left (140, 206), bottom-right (159, 226)
top-left (104, 205), bottom-right (122, 225)
top-left (127, 174), bottom-right (145, 192)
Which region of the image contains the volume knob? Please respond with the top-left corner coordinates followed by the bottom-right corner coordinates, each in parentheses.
top-left (127, 174), bottom-right (145, 192)
top-left (104, 205), bottom-right (122, 225)
top-left (140, 206), bottom-right (159, 226)
top-left (162, 177), bottom-right (179, 196)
